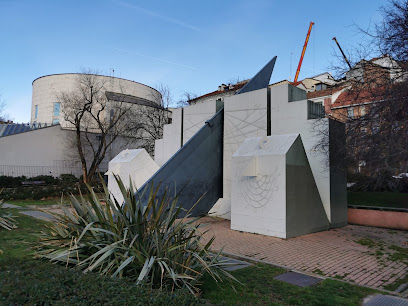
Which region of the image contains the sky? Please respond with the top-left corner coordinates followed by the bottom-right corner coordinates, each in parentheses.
top-left (0, 0), bottom-right (386, 122)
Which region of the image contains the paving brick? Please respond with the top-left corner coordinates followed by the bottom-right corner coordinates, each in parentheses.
top-left (199, 218), bottom-right (408, 289)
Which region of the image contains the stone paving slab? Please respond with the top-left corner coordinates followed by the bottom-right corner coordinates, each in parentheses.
top-left (274, 271), bottom-right (323, 287)
top-left (363, 294), bottom-right (408, 305)
top-left (219, 256), bottom-right (253, 271)
top-left (199, 217), bottom-right (408, 290)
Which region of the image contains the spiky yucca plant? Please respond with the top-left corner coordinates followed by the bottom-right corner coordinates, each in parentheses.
top-left (36, 176), bottom-right (236, 294)
top-left (0, 191), bottom-right (17, 231)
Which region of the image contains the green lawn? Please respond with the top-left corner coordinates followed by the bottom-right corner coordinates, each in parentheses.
top-left (348, 192), bottom-right (408, 209)
top-left (6, 198), bottom-right (67, 207)
top-left (1, 203), bottom-right (381, 305)
top-left (6, 193), bottom-right (103, 207)
top-left (0, 209), bottom-right (49, 262)
top-left (202, 264), bottom-right (377, 306)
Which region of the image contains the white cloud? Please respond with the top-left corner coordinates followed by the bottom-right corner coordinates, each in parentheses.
top-left (114, 0), bottom-right (201, 32)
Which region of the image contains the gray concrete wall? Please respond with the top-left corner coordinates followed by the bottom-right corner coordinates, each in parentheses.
top-left (0, 125), bottom-right (143, 178)
top-left (0, 125), bottom-right (79, 177)
top-left (286, 136), bottom-right (330, 238)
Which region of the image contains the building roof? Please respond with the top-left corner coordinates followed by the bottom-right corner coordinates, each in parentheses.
top-left (291, 81), bottom-right (302, 86)
top-left (306, 85), bottom-right (346, 99)
top-left (334, 87), bottom-right (386, 106)
top-left (105, 91), bottom-right (163, 109)
top-left (189, 81), bottom-right (248, 103)
top-left (0, 122), bottom-right (59, 137)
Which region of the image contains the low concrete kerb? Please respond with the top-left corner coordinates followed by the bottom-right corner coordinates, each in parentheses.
top-left (218, 250), bottom-right (403, 297)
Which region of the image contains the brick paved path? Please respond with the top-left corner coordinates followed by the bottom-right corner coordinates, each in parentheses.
top-left (199, 217), bottom-right (408, 290)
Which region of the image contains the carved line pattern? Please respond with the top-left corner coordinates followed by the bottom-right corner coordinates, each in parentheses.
top-left (241, 165), bottom-right (280, 208)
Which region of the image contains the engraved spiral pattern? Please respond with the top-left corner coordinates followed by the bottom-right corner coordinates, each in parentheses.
top-left (242, 167), bottom-right (280, 208)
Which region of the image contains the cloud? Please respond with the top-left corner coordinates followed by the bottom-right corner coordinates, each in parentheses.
top-left (110, 47), bottom-right (199, 70)
top-left (114, 0), bottom-right (201, 32)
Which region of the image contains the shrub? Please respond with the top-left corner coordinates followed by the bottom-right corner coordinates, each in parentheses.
top-left (36, 176), bottom-right (236, 295)
top-left (27, 175), bottom-right (59, 185)
top-left (1, 185), bottom-right (79, 200)
top-left (0, 259), bottom-right (202, 305)
top-left (59, 173), bottom-right (79, 183)
top-left (0, 176), bottom-right (26, 188)
top-left (349, 172), bottom-right (408, 192)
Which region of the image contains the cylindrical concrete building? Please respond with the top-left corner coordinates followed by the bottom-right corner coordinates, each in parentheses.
top-left (31, 73), bottom-right (161, 126)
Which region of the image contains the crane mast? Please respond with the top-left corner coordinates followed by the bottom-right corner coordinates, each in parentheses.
top-left (294, 22), bottom-right (314, 83)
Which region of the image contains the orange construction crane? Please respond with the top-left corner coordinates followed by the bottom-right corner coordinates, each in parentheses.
top-left (294, 22), bottom-right (314, 83)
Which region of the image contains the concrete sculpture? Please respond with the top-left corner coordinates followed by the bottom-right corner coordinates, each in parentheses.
top-left (110, 56), bottom-right (347, 238)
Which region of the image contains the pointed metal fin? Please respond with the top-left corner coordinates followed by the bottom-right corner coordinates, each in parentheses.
top-left (236, 56), bottom-right (277, 95)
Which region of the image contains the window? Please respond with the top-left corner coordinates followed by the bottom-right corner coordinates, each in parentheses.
top-left (34, 105), bottom-right (38, 119)
top-left (52, 119), bottom-right (60, 125)
top-left (315, 83), bottom-right (327, 91)
top-left (53, 102), bottom-right (61, 117)
top-left (347, 107), bottom-right (354, 119)
top-left (110, 109), bottom-right (115, 122)
top-left (360, 105), bottom-right (366, 116)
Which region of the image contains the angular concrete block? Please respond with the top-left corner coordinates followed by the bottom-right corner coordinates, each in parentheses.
top-left (231, 134), bottom-right (330, 239)
top-left (106, 149), bottom-right (159, 205)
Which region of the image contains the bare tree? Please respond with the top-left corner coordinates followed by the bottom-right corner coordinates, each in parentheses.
top-left (319, 0), bottom-right (408, 191)
top-left (59, 71), bottom-right (143, 183)
top-left (136, 83), bottom-right (172, 156)
top-left (178, 91), bottom-right (198, 106)
top-left (0, 94), bottom-right (8, 122)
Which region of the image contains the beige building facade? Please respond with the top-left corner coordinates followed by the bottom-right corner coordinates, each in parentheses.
top-left (1, 74), bottom-right (165, 178)
top-left (31, 73), bottom-right (161, 127)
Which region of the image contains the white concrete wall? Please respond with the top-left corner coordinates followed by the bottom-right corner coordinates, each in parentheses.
top-left (210, 88), bottom-right (268, 219)
top-left (0, 125), bottom-right (80, 177)
top-left (31, 74), bottom-right (161, 126)
top-left (210, 84), bottom-right (343, 226)
top-left (269, 84), bottom-right (333, 221)
top-left (231, 136), bottom-right (296, 238)
top-left (0, 125), bottom-right (144, 178)
top-left (183, 101), bottom-right (221, 144)
top-left (154, 108), bottom-right (182, 167)
top-left (154, 100), bottom-right (220, 167)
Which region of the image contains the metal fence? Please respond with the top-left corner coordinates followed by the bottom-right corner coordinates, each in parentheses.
top-left (0, 160), bottom-right (109, 178)
top-left (0, 163), bottom-right (82, 178)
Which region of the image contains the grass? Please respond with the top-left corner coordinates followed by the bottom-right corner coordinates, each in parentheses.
top-left (201, 264), bottom-right (378, 306)
top-left (7, 198), bottom-right (62, 207)
top-left (356, 238), bottom-right (377, 248)
top-left (6, 196), bottom-right (78, 207)
top-left (0, 209), bottom-right (49, 262)
top-left (388, 245), bottom-right (408, 264)
top-left (5, 192), bottom-right (104, 207)
top-left (348, 192), bottom-right (408, 209)
top-left (0, 260), bottom-right (200, 305)
top-left (384, 274), bottom-right (408, 291)
top-left (0, 208), bottom-right (201, 305)
top-left (0, 201), bottom-right (385, 305)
